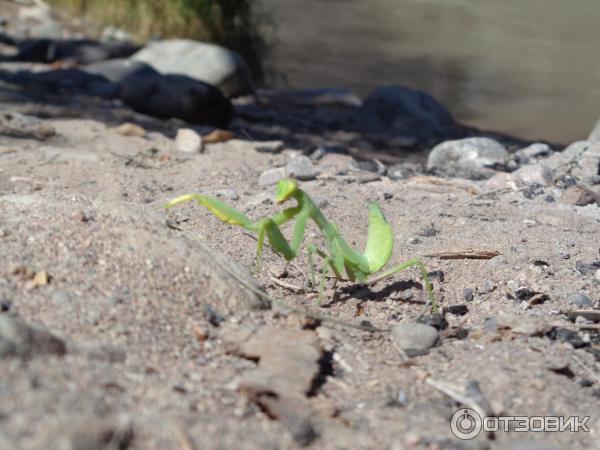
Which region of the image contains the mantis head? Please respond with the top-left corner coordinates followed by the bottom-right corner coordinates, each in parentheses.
top-left (276, 179), bottom-right (298, 204)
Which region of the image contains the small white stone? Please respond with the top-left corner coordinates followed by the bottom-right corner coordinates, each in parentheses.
top-left (175, 128), bottom-right (203, 153)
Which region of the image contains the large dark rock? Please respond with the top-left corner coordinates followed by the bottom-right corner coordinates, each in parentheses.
top-left (119, 73), bottom-right (233, 127)
top-left (25, 69), bottom-right (119, 98)
top-left (348, 85), bottom-right (458, 145)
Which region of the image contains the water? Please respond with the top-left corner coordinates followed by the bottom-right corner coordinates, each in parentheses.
top-left (262, 0), bottom-right (600, 143)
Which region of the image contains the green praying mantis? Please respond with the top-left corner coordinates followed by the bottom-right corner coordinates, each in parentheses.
top-left (164, 179), bottom-right (437, 312)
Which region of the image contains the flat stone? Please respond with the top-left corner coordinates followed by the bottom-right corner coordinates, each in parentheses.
top-left (567, 293), bottom-right (593, 307)
top-left (230, 326), bottom-right (322, 446)
top-left (286, 156), bottom-right (317, 181)
top-left (391, 323), bottom-right (439, 357)
top-left (513, 163), bottom-right (554, 186)
top-left (560, 185), bottom-right (599, 206)
top-left (427, 137), bottom-right (508, 179)
top-left (0, 111), bottom-right (56, 140)
top-left (567, 309), bottom-right (600, 323)
top-left (496, 313), bottom-right (552, 336)
top-left (258, 168), bottom-right (286, 186)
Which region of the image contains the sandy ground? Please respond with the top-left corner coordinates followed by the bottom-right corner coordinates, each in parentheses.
top-left (0, 92), bottom-right (599, 450)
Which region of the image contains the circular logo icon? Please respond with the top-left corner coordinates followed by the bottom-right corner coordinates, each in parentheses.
top-left (450, 408), bottom-right (482, 440)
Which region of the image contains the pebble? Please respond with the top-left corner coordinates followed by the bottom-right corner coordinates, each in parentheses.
top-left (567, 293), bottom-right (593, 307)
top-left (254, 140), bottom-right (284, 153)
top-left (387, 162), bottom-right (420, 180)
top-left (575, 260), bottom-right (600, 275)
top-left (481, 280), bottom-right (496, 293)
top-left (418, 224), bottom-right (438, 237)
top-left (489, 255), bottom-right (507, 267)
top-left (548, 327), bottom-right (588, 349)
top-left (258, 168), bottom-right (286, 187)
top-left (349, 159), bottom-right (386, 175)
top-left (496, 313), bottom-right (552, 336)
top-left (595, 269), bottom-right (600, 282)
top-left (0, 299), bottom-right (11, 312)
top-left (444, 304), bottom-right (469, 316)
top-left (426, 137), bottom-right (508, 179)
top-left (514, 142), bottom-right (552, 164)
top-left (0, 111), bottom-right (56, 140)
top-left (112, 122), bottom-right (146, 137)
top-left (286, 155), bottom-right (317, 181)
top-left (463, 288), bottom-right (474, 302)
top-left (559, 251), bottom-right (571, 260)
top-left (175, 128), bottom-right (204, 153)
top-left (514, 163), bottom-right (554, 186)
top-left (560, 185), bottom-right (600, 206)
top-left (391, 323), bottom-right (439, 357)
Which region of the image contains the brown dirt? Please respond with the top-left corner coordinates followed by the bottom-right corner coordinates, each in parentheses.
top-left (1, 101), bottom-right (598, 450)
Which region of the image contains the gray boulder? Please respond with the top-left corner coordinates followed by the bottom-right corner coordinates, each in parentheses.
top-left (131, 39), bottom-right (253, 97)
top-left (427, 137), bottom-right (509, 179)
top-left (119, 73), bottom-right (232, 127)
top-left (82, 58), bottom-right (158, 83)
top-left (348, 85), bottom-right (457, 144)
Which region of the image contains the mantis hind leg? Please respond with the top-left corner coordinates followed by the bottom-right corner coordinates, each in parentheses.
top-left (367, 258), bottom-right (437, 313)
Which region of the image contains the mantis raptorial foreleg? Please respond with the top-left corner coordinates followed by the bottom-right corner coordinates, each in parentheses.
top-left (165, 193), bottom-right (307, 269)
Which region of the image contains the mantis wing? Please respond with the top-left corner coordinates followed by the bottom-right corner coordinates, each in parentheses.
top-left (363, 203), bottom-right (394, 272)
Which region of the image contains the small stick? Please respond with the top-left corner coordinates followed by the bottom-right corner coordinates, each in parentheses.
top-left (422, 250), bottom-right (499, 260)
top-left (461, 186), bottom-right (529, 206)
top-left (269, 276), bottom-right (304, 293)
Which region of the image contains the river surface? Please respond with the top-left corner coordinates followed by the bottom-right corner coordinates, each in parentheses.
top-left (262, 0), bottom-right (600, 143)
